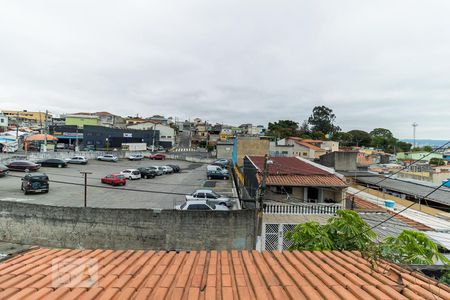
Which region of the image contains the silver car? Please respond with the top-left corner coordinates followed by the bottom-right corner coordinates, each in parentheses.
top-left (67, 156), bottom-right (88, 165)
top-left (175, 200), bottom-right (229, 211)
top-left (97, 154), bottom-right (118, 162)
top-left (185, 189), bottom-right (233, 207)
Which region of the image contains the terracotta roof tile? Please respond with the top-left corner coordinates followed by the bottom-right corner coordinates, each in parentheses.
top-left (0, 249), bottom-right (447, 299)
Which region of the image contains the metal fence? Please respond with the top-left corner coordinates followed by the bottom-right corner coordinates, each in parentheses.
top-left (263, 203), bottom-right (342, 215)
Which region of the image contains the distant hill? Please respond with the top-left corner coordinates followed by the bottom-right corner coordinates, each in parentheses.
top-left (401, 139), bottom-right (449, 147)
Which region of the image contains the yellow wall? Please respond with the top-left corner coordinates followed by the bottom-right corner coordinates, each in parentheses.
top-left (2, 111), bottom-right (50, 122)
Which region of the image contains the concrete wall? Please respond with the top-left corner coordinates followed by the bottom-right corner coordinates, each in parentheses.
top-left (319, 151), bottom-right (358, 171)
top-left (216, 144), bottom-right (233, 160)
top-left (0, 201), bottom-right (255, 250)
top-left (236, 138), bottom-right (269, 167)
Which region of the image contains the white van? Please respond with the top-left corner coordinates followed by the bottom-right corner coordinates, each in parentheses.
top-left (206, 165), bottom-right (228, 173)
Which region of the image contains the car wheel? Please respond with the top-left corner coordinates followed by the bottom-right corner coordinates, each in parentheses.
top-left (224, 176), bottom-right (227, 180)
top-left (219, 202), bottom-right (226, 206)
top-left (208, 176), bottom-right (212, 180)
top-left (24, 190), bottom-right (28, 195)
top-left (44, 190), bottom-right (49, 193)
top-left (58, 164), bottom-right (62, 168)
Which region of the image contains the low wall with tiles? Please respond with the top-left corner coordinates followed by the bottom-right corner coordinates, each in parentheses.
top-left (0, 201), bottom-right (256, 250)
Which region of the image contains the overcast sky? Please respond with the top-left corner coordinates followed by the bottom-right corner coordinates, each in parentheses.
top-left (0, 1), bottom-right (449, 139)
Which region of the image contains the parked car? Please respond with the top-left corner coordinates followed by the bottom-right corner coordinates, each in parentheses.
top-left (37, 158), bottom-right (68, 168)
top-left (137, 167), bottom-right (156, 179)
top-left (175, 200), bottom-right (229, 211)
top-left (161, 166), bottom-right (173, 174)
top-left (21, 173), bottom-right (49, 194)
top-left (166, 164), bottom-right (180, 173)
top-left (0, 164), bottom-right (9, 177)
top-left (81, 145), bottom-right (96, 151)
top-left (101, 174), bottom-right (126, 186)
top-left (128, 153), bottom-right (144, 161)
top-left (67, 156), bottom-right (88, 165)
top-left (186, 189), bottom-right (233, 207)
top-left (146, 153), bottom-right (166, 160)
top-left (212, 159), bottom-right (229, 168)
top-left (120, 169), bottom-right (141, 180)
top-left (97, 154), bottom-right (118, 162)
top-left (148, 166), bottom-right (163, 176)
top-left (207, 170), bottom-right (230, 180)
top-left (6, 160), bottom-right (41, 172)
top-left (207, 165), bottom-right (228, 173)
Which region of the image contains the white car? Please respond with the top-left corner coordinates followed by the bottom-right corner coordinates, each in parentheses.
top-left (97, 154), bottom-right (118, 162)
top-left (66, 156), bottom-right (88, 165)
top-left (175, 200), bottom-right (229, 211)
top-left (185, 189), bottom-right (233, 207)
top-left (128, 154), bottom-right (144, 161)
top-left (120, 169), bottom-right (141, 180)
top-left (161, 166), bottom-right (173, 174)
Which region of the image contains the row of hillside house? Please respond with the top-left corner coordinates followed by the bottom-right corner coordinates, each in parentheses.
top-left (238, 123), bottom-right (265, 135)
top-left (269, 137), bottom-right (339, 160)
top-left (243, 156), bottom-right (347, 205)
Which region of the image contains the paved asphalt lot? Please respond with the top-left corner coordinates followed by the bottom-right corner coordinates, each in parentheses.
top-left (0, 159), bottom-right (235, 209)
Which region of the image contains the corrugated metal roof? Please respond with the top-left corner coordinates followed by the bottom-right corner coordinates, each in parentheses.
top-left (358, 212), bottom-right (414, 239)
top-left (0, 248), bottom-right (448, 299)
top-left (425, 231), bottom-right (450, 251)
top-left (349, 187), bottom-right (450, 231)
top-left (355, 175), bottom-right (450, 206)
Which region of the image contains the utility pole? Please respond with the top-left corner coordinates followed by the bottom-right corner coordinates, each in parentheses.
top-left (256, 154), bottom-right (270, 250)
top-left (412, 122), bottom-right (418, 149)
top-left (152, 123), bottom-right (156, 151)
top-left (44, 110), bottom-right (48, 152)
top-left (80, 171), bottom-right (92, 207)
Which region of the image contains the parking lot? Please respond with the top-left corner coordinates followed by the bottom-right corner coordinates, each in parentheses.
top-left (0, 159), bottom-right (238, 209)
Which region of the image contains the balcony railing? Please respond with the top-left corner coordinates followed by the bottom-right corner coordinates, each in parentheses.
top-left (263, 203), bottom-right (342, 215)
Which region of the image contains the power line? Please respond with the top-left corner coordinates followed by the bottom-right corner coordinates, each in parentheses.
top-left (6, 174), bottom-right (239, 199)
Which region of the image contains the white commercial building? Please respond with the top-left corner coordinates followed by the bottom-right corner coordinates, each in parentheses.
top-left (127, 121), bottom-right (175, 147)
top-left (0, 113), bottom-right (8, 130)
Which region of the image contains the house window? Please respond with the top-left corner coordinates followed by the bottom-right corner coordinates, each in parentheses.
top-left (269, 186), bottom-right (293, 194)
top-left (0, 119), bottom-right (3, 123)
top-left (303, 152), bottom-right (308, 156)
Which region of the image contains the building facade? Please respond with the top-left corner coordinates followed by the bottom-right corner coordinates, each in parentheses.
top-left (64, 114), bottom-right (100, 128)
top-left (82, 125), bottom-right (158, 150)
top-left (127, 121), bottom-right (175, 148)
top-left (0, 113), bottom-right (8, 131)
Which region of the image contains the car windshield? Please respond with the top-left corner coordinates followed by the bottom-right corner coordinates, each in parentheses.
top-left (29, 176), bottom-right (48, 181)
top-left (116, 175), bottom-right (125, 179)
top-left (210, 191), bottom-right (221, 198)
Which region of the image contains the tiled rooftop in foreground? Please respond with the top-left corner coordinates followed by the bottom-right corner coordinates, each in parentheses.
top-left (0, 248), bottom-right (448, 299)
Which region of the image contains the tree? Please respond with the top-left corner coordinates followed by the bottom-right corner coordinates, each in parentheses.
top-left (286, 210), bottom-right (449, 267)
top-left (396, 141), bottom-right (412, 152)
top-left (430, 158), bottom-right (445, 166)
top-left (267, 120), bottom-right (299, 139)
top-left (298, 121), bottom-right (310, 137)
top-left (380, 230), bottom-right (449, 265)
top-left (333, 132), bottom-right (353, 147)
top-left (370, 128), bottom-right (397, 152)
top-left (285, 210), bottom-right (376, 251)
top-left (307, 106), bottom-right (341, 136)
top-left (347, 130), bottom-right (372, 147)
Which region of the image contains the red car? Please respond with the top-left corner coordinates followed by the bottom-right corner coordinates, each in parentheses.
top-left (101, 174), bottom-right (126, 186)
top-left (147, 153), bottom-right (166, 160)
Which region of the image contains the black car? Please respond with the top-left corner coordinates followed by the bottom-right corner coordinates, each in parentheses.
top-left (137, 167), bottom-right (156, 179)
top-left (6, 160), bottom-right (41, 172)
top-left (21, 173), bottom-right (49, 194)
top-left (37, 159), bottom-right (68, 168)
top-left (0, 164), bottom-right (9, 177)
top-left (166, 164), bottom-right (181, 173)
